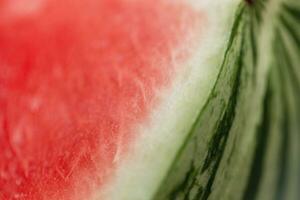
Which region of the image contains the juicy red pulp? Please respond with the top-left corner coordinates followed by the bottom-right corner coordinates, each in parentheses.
top-left (0, 0), bottom-right (202, 199)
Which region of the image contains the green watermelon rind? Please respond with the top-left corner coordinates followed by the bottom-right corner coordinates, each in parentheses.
top-left (154, 0), bottom-right (300, 199)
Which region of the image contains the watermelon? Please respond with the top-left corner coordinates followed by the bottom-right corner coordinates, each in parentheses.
top-left (0, 0), bottom-right (299, 200)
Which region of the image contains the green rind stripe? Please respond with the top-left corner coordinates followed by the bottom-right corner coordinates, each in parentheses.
top-left (154, 5), bottom-right (247, 199)
top-left (242, 76), bottom-right (273, 200)
top-left (153, 0), bottom-right (300, 199)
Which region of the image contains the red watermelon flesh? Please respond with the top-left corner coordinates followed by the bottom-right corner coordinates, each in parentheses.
top-left (0, 0), bottom-right (204, 199)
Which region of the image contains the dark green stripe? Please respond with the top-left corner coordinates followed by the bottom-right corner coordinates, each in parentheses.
top-left (283, 4), bottom-right (300, 22)
top-left (250, 12), bottom-right (258, 67)
top-left (274, 30), bottom-right (297, 200)
top-left (280, 13), bottom-right (300, 53)
top-left (276, 30), bottom-right (300, 105)
top-left (242, 79), bottom-right (272, 200)
top-left (200, 39), bottom-right (244, 200)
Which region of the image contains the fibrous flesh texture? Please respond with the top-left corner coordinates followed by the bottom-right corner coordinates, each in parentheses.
top-left (0, 0), bottom-right (206, 199)
top-left (1, 0), bottom-right (299, 200)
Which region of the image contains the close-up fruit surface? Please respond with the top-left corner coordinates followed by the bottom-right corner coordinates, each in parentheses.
top-left (0, 0), bottom-right (299, 200)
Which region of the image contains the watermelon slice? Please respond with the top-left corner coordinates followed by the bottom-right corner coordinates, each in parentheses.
top-left (0, 0), bottom-right (299, 200)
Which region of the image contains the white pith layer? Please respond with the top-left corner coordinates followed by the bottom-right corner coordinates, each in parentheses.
top-left (94, 1), bottom-right (242, 199)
